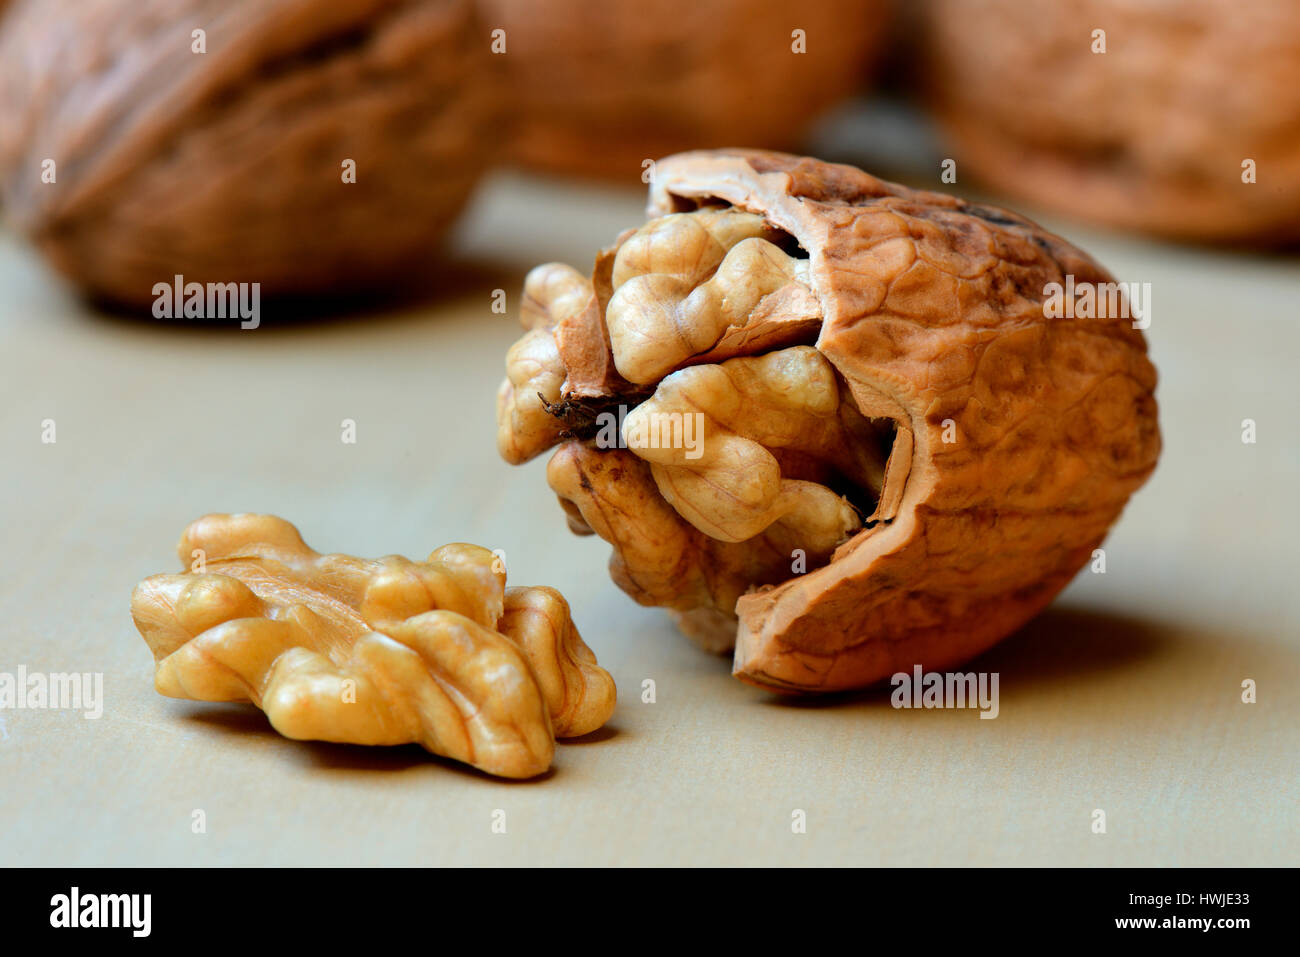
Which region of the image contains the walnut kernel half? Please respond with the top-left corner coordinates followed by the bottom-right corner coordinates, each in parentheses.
top-left (131, 514), bottom-right (616, 778)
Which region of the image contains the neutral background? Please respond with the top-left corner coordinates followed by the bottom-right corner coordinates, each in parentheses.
top-left (2, 154), bottom-right (1297, 866)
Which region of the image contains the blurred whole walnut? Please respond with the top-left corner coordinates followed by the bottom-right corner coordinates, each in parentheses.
top-left (497, 150), bottom-right (1160, 693)
top-left (922, 0), bottom-right (1300, 242)
top-left (0, 0), bottom-right (498, 306)
top-left (477, 0), bottom-right (892, 180)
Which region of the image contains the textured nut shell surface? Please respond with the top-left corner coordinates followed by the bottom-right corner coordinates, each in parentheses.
top-left (922, 0), bottom-right (1300, 242)
top-left (0, 0), bottom-right (497, 304)
top-left (647, 150), bottom-right (1160, 691)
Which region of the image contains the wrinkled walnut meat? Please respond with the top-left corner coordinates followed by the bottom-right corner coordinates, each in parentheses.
top-left (497, 149), bottom-right (1160, 691)
top-left (131, 514), bottom-right (615, 778)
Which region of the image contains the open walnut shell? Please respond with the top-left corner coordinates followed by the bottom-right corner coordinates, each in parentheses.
top-left (497, 149), bottom-right (1160, 692)
top-left (0, 0), bottom-right (498, 305)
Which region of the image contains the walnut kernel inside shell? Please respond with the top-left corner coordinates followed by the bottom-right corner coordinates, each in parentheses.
top-left (498, 203), bottom-right (899, 653)
top-left (496, 149), bottom-right (1160, 694)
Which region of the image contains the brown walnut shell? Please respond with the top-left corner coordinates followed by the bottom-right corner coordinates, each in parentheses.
top-left (0, 0), bottom-right (498, 305)
top-left (922, 0), bottom-right (1300, 242)
top-left (477, 0), bottom-right (891, 180)
top-left (497, 149), bottom-right (1160, 693)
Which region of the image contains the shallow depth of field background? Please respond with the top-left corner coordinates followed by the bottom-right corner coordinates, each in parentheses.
top-left (0, 1), bottom-right (1296, 865)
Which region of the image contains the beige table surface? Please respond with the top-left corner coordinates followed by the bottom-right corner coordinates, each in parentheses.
top-left (1, 171), bottom-right (1297, 867)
